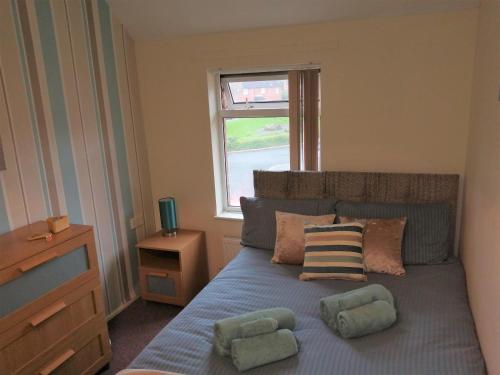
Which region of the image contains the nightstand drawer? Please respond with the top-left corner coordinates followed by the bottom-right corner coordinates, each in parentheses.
top-left (140, 267), bottom-right (183, 305)
top-left (0, 278), bottom-right (103, 375)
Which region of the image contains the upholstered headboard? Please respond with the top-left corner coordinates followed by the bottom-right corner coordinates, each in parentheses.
top-left (253, 171), bottom-right (460, 254)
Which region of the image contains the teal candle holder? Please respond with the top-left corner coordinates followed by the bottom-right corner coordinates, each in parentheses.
top-left (159, 197), bottom-right (178, 236)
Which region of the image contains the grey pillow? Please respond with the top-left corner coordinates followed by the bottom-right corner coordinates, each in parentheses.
top-left (335, 201), bottom-right (450, 264)
top-left (240, 197), bottom-right (337, 250)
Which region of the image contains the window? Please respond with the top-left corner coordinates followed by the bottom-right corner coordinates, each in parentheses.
top-left (211, 67), bottom-right (320, 214)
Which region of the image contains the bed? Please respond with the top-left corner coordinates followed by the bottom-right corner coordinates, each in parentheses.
top-left (129, 171), bottom-right (486, 374)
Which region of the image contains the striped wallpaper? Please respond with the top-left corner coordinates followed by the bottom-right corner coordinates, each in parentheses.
top-left (0, 0), bottom-right (155, 316)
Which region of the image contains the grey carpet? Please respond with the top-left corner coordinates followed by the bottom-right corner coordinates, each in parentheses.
top-left (99, 298), bottom-right (182, 374)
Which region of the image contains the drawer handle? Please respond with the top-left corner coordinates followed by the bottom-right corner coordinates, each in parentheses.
top-left (19, 252), bottom-right (58, 272)
top-left (149, 271), bottom-right (169, 278)
top-left (39, 349), bottom-right (75, 375)
top-left (30, 301), bottom-right (67, 327)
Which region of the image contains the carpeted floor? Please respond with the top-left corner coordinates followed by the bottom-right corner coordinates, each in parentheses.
top-left (99, 298), bottom-right (182, 375)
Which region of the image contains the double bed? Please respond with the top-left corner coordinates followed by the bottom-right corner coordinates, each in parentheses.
top-left (129, 171), bottom-right (486, 374)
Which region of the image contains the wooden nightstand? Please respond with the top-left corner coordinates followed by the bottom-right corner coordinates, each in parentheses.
top-left (136, 230), bottom-right (208, 306)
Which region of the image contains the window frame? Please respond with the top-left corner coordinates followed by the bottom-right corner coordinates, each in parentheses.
top-left (217, 73), bottom-right (290, 212)
top-left (209, 64), bottom-right (321, 218)
top-left (221, 74), bottom-right (289, 110)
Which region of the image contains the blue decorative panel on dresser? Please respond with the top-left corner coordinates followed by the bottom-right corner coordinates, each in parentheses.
top-left (0, 245), bottom-right (89, 318)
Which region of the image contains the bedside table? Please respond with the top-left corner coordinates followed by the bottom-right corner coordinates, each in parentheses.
top-left (136, 230), bottom-right (208, 306)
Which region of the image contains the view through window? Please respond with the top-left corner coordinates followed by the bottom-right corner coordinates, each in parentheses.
top-left (224, 116), bottom-right (290, 206)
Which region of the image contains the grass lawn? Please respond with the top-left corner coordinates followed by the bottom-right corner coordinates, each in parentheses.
top-left (225, 117), bottom-right (289, 152)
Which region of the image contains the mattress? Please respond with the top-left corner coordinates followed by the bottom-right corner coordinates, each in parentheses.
top-left (129, 247), bottom-right (485, 375)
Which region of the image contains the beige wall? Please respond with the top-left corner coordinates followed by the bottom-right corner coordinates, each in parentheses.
top-left (135, 10), bottom-right (477, 278)
top-left (461, 1), bottom-right (500, 373)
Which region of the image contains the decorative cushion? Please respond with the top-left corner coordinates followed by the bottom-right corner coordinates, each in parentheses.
top-left (339, 217), bottom-right (407, 276)
top-left (335, 202), bottom-right (449, 264)
top-left (272, 212), bottom-right (336, 264)
top-left (240, 197), bottom-right (336, 250)
top-left (300, 222), bottom-right (367, 281)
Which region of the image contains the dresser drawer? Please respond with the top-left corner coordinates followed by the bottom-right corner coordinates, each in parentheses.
top-left (0, 278), bottom-right (104, 375)
top-left (0, 231), bottom-right (98, 321)
top-left (43, 331), bottom-right (109, 375)
top-left (15, 313), bottom-right (110, 375)
top-left (140, 266), bottom-right (183, 305)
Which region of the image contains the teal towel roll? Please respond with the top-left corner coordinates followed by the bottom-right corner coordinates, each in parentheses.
top-left (337, 300), bottom-right (397, 338)
top-left (214, 308), bottom-right (296, 356)
top-left (239, 318), bottom-right (278, 338)
top-left (320, 284), bottom-right (394, 332)
top-left (231, 329), bottom-right (298, 372)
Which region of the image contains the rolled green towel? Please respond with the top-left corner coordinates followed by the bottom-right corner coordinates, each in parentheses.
top-left (337, 300), bottom-right (397, 338)
top-left (239, 318), bottom-right (278, 338)
top-left (214, 308), bottom-right (296, 356)
top-left (320, 284), bottom-right (394, 332)
top-left (231, 329), bottom-right (298, 372)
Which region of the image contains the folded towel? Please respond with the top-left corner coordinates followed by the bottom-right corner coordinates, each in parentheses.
top-left (239, 318), bottom-right (278, 338)
top-left (337, 300), bottom-right (397, 338)
top-left (214, 308), bottom-right (296, 356)
top-left (231, 329), bottom-right (298, 372)
top-left (320, 284), bottom-right (394, 332)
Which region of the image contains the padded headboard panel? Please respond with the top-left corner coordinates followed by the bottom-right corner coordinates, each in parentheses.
top-left (253, 171), bottom-right (460, 253)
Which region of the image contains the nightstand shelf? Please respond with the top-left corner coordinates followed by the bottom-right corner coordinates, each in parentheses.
top-left (136, 229), bottom-right (207, 306)
top-left (140, 249), bottom-right (180, 271)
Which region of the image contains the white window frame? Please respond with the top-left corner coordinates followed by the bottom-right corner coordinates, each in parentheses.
top-left (221, 74), bottom-right (289, 110)
top-left (217, 73), bottom-right (289, 213)
top-left (208, 64), bottom-right (321, 219)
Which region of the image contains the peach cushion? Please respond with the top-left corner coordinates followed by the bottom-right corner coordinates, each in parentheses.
top-left (339, 217), bottom-right (407, 276)
top-left (272, 211), bottom-right (336, 264)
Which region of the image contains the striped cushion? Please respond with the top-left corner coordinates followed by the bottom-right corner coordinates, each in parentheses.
top-left (299, 223), bottom-right (367, 281)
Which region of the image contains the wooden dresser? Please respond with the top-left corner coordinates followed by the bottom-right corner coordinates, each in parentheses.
top-left (0, 221), bottom-right (111, 375)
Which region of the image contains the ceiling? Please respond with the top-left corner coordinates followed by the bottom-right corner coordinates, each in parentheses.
top-left (108, 0), bottom-right (479, 40)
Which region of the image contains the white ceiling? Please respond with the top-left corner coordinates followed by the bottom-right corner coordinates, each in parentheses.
top-left (108, 0), bottom-right (479, 40)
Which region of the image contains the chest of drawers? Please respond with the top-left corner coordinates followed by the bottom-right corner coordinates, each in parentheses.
top-left (0, 221), bottom-right (111, 375)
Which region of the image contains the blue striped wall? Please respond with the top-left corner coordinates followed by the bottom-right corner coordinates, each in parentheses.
top-left (0, 0), bottom-right (154, 315)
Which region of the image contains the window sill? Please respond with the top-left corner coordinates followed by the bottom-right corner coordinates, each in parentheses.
top-left (214, 211), bottom-right (244, 221)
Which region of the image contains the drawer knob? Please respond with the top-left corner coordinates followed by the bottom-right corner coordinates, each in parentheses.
top-left (30, 301), bottom-right (67, 327)
top-left (39, 349), bottom-right (75, 375)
